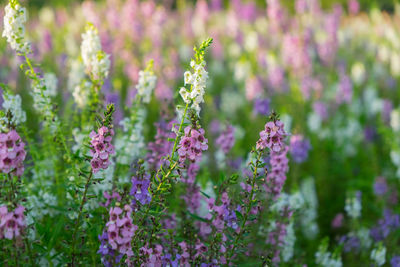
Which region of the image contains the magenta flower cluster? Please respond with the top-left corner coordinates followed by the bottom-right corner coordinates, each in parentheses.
top-left (90, 126), bottom-right (115, 173)
top-left (0, 130), bottom-right (26, 177)
top-left (177, 126), bottom-right (208, 164)
top-left (105, 205), bottom-right (137, 258)
top-left (0, 205), bottom-right (25, 240)
top-left (256, 120), bottom-right (286, 152)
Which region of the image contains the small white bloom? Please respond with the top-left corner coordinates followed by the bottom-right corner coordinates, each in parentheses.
top-left (1, 91), bottom-right (26, 128)
top-left (81, 24), bottom-right (110, 80)
top-left (371, 245), bottom-right (386, 266)
top-left (345, 192), bottom-right (362, 219)
top-left (181, 59), bottom-right (208, 115)
top-left (2, 3), bottom-right (30, 53)
top-left (390, 109), bottom-right (400, 132)
top-left (136, 70), bottom-right (157, 103)
top-left (315, 243), bottom-right (342, 267)
top-left (91, 51), bottom-right (110, 80)
top-left (73, 81), bottom-right (91, 108)
top-left (43, 72), bottom-right (58, 97)
top-left (67, 59), bottom-right (85, 91)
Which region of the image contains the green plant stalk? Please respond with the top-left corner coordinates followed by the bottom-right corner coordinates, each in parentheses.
top-left (226, 150), bottom-right (262, 264)
top-left (70, 170), bottom-right (93, 265)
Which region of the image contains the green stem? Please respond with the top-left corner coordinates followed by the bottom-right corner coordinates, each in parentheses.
top-left (170, 102), bottom-right (189, 160)
top-left (226, 151), bottom-right (262, 264)
top-left (24, 237), bottom-right (35, 267)
top-left (7, 173), bottom-right (15, 203)
top-left (70, 170), bottom-right (93, 265)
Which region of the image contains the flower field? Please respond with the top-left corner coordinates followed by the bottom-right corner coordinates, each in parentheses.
top-left (0, 0), bottom-right (400, 266)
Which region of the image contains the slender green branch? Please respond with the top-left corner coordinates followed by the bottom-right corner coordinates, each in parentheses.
top-left (70, 170), bottom-right (93, 265)
top-left (226, 151), bottom-right (262, 264)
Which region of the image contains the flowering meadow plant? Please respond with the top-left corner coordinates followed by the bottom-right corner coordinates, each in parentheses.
top-left (0, 0), bottom-right (400, 266)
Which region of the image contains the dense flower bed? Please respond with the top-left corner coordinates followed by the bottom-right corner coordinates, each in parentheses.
top-left (0, 0), bottom-right (400, 266)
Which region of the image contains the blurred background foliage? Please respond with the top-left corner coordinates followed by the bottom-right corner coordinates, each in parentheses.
top-left (0, 0), bottom-right (398, 12)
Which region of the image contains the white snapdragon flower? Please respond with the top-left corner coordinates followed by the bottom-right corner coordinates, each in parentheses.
top-left (81, 24), bottom-right (110, 80)
top-left (370, 245), bottom-right (386, 266)
top-left (315, 243), bottom-right (342, 267)
top-left (136, 70), bottom-right (157, 103)
top-left (2, 2), bottom-right (30, 53)
top-left (81, 25), bottom-right (101, 68)
top-left (73, 81), bottom-right (91, 108)
top-left (67, 59), bottom-right (85, 91)
top-left (43, 72), bottom-right (58, 97)
top-left (345, 191), bottom-right (362, 219)
top-left (31, 79), bottom-right (52, 117)
top-left (91, 51), bottom-right (110, 80)
top-left (1, 91), bottom-right (26, 128)
top-left (179, 60), bottom-right (208, 115)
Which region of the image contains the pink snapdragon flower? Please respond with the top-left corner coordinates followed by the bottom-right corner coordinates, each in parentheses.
top-left (106, 205), bottom-right (137, 257)
top-left (177, 126), bottom-right (208, 165)
top-left (256, 120), bottom-right (286, 152)
top-left (0, 130), bottom-right (26, 176)
top-left (0, 205), bottom-right (26, 240)
top-left (90, 126), bottom-right (115, 173)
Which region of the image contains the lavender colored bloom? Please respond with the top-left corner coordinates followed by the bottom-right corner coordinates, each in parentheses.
top-left (373, 177), bottom-right (388, 196)
top-left (130, 175), bottom-right (152, 205)
top-left (97, 231), bottom-right (122, 267)
top-left (313, 101), bottom-right (329, 120)
top-left (266, 146), bottom-right (289, 199)
top-left (215, 125), bottom-right (235, 154)
top-left (336, 73), bottom-right (353, 104)
top-left (370, 209), bottom-right (400, 241)
top-left (332, 213), bottom-right (344, 228)
top-left (146, 119), bottom-right (176, 170)
top-left (90, 126), bottom-right (115, 173)
top-left (0, 205), bottom-right (26, 240)
top-left (340, 235), bottom-right (361, 253)
top-left (256, 120), bottom-right (287, 152)
top-left (177, 126), bottom-right (208, 165)
top-left (391, 256), bottom-right (400, 267)
top-left (253, 98), bottom-right (270, 116)
top-left (209, 119), bottom-right (221, 135)
top-left (0, 130), bottom-right (26, 177)
top-left (382, 99), bottom-right (393, 124)
top-left (290, 134), bottom-right (311, 163)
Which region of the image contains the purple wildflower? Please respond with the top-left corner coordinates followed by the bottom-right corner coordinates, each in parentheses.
top-left (215, 125), bottom-right (235, 154)
top-left (290, 134), bottom-right (311, 163)
top-left (373, 176), bottom-right (388, 196)
top-left (177, 126), bottom-right (208, 165)
top-left (253, 98), bottom-right (270, 116)
top-left (0, 205), bottom-right (26, 240)
top-left (391, 256), bottom-right (400, 267)
top-left (146, 119), bottom-right (176, 170)
top-left (90, 126), bottom-right (115, 173)
top-left (256, 120), bottom-right (286, 152)
top-left (370, 209), bottom-right (400, 241)
top-left (130, 174), bottom-right (152, 205)
top-left (0, 130), bottom-right (26, 177)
